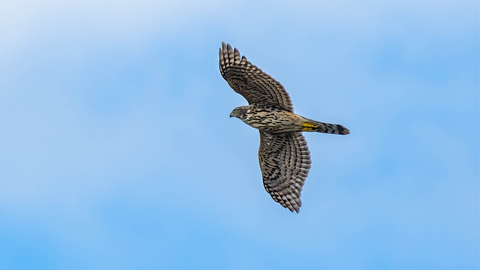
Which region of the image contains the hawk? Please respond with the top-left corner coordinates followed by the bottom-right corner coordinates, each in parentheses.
top-left (219, 42), bottom-right (349, 213)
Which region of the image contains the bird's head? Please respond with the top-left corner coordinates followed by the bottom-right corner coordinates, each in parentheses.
top-left (230, 106), bottom-right (247, 120)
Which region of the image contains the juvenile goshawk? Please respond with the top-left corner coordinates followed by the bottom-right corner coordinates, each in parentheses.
top-left (219, 42), bottom-right (349, 213)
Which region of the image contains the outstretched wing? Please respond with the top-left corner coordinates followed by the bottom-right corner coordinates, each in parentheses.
top-left (258, 131), bottom-right (311, 212)
top-left (219, 42), bottom-right (294, 112)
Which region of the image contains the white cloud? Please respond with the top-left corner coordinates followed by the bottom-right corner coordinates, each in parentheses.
top-left (0, 0), bottom-right (475, 57)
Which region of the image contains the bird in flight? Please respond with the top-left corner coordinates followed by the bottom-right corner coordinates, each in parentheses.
top-left (219, 43), bottom-right (349, 213)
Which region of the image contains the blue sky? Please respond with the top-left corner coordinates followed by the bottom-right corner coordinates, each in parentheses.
top-left (0, 0), bottom-right (478, 269)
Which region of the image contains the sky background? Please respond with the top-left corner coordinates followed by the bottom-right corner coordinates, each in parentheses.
top-left (0, 0), bottom-right (478, 269)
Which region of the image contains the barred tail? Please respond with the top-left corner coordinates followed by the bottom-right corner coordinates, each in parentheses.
top-left (302, 120), bottom-right (350, 135)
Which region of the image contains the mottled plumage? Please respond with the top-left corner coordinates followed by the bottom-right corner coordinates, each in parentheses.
top-left (220, 42), bottom-right (349, 213)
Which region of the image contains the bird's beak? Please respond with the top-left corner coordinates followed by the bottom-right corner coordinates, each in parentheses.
top-left (229, 112), bottom-right (234, 118)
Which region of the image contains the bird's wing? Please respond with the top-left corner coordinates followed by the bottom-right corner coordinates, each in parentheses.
top-left (219, 42), bottom-right (294, 112)
top-left (258, 131), bottom-right (311, 212)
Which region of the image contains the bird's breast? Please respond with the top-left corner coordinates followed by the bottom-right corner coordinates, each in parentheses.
top-left (242, 108), bottom-right (303, 133)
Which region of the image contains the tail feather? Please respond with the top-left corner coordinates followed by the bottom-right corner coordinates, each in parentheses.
top-left (302, 120), bottom-right (350, 135)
